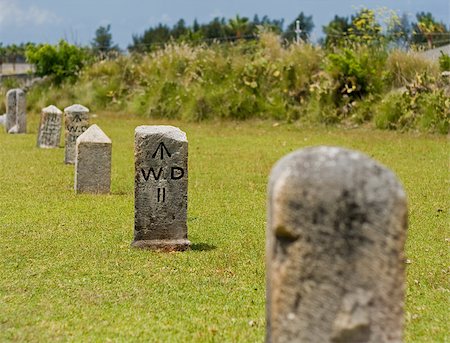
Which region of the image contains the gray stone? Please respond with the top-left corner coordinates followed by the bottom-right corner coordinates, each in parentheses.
top-left (5, 89), bottom-right (17, 133)
top-left (75, 124), bottom-right (112, 194)
top-left (5, 89), bottom-right (26, 134)
top-left (0, 114), bottom-right (5, 126)
top-left (266, 146), bottom-right (407, 343)
top-left (132, 125), bottom-right (190, 251)
top-left (37, 105), bottom-right (63, 148)
top-left (15, 89), bottom-right (26, 134)
top-left (64, 104), bottom-right (89, 164)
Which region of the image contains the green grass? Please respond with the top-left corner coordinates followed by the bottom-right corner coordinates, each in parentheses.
top-left (0, 113), bottom-right (448, 342)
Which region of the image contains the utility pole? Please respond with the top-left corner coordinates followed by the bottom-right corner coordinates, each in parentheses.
top-left (295, 20), bottom-right (302, 44)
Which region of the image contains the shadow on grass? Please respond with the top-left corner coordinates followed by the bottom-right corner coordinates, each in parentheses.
top-left (191, 242), bottom-right (217, 251)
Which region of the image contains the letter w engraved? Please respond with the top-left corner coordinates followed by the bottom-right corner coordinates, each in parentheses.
top-left (141, 168), bottom-right (163, 181)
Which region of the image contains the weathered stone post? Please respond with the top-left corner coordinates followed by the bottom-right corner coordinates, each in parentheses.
top-left (37, 105), bottom-right (63, 148)
top-left (5, 88), bottom-right (26, 134)
top-left (132, 125), bottom-right (190, 251)
top-left (266, 146), bottom-right (407, 343)
top-left (64, 104), bottom-right (89, 164)
top-left (5, 89), bottom-right (16, 133)
top-left (15, 89), bottom-right (26, 134)
top-left (75, 124), bottom-right (112, 194)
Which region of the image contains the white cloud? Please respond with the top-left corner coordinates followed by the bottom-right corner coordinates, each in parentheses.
top-left (0, 0), bottom-right (60, 27)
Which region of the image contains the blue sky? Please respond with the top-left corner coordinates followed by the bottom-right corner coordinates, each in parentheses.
top-left (0, 0), bottom-right (448, 48)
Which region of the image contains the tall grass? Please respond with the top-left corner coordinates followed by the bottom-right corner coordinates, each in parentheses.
top-left (386, 50), bottom-right (440, 88)
top-left (16, 32), bottom-right (448, 133)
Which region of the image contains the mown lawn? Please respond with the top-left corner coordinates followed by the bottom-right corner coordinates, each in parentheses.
top-left (0, 112), bottom-right (448, 342)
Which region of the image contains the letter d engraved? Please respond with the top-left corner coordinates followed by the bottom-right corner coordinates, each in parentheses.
top-left (171, 167), bottom-right (184, 180)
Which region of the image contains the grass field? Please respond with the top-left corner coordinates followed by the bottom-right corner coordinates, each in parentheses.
top-left (0, 112), bottom-right (448, 342)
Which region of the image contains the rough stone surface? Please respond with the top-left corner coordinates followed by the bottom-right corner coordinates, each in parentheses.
top-left (75, 124), bottom-right (111, 194)
top-left (5, 89), bottom-right (26, 134)
top-left (266, 146), bottom-right (407, 343)
top-left (37, 105), bottom-right (63, 148)
top-left (132, 125), bottom-right (190, 251)
top-left (64, 104), bottom-right (89, 164)
top-left (5, 89), bottom-right (17, 133)
top-left (15, 89), bottom-right (26, 134)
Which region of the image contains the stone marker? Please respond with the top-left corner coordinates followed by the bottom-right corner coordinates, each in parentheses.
top-left (5, 89), bottom-right (26, 133)
top-left (37, 105), bottom-right (63, 148)
top-left (5, 89), bottom-right (16, 133)
top-left (15, 89), bottom-right (26, 134)
top-left (132, 125), bottom-right (190, 251)
top-left (75, 124), bottom-right (111, 194)
top-left (266, 146), bottom-right (407, 343)
top-left (64, 104), bottom-right (89, 164)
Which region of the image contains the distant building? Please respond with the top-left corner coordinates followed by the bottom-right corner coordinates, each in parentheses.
top-left (419, 44), bottom-right (450, 62)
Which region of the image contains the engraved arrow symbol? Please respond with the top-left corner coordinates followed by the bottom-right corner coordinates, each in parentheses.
top-left (152, 142), bottom-right (172, 160)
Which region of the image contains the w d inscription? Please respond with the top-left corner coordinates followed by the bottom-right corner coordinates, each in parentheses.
top-left (132, 125), bottom-right (190, 251)
top-left (64, 104), bottom-right (89, 164)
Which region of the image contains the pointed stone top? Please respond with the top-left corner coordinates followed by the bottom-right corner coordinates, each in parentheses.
top-left (135, 125), bottom-right (187, 142)
top-left (64, 104), bottom-right (89, 113)
top-left (42, 105), bottom-right (62, 115)
top-left (77, 124), bottom-right (111, 144)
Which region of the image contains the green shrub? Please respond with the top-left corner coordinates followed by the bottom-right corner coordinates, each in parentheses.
top-left (0, 77), bottom-right (21, 89)
top-left (326, 47), bottom-right (386, 104)
top-left (374, 74), bottom-right (450, 133)
top-left (26, 40), bottom-right (90, 84)
top-left (374, 91), bottom-right (406, 130)
top-left (23, 35), bottom-right (448, 133)
top-left (439, 52), bottom-right (450, 71)
top-left (417, 90), bottom-right (450, 134)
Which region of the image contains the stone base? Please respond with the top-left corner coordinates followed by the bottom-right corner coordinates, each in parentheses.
top-left (131, 239), bottom-right (191, 252)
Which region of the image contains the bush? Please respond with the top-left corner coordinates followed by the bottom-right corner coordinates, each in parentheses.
top-left (26, 40), bottom-right (90, 84)
top-left (374, 74), bottom-right (450, 133)
top-left (439, 52), bottom-right (450, 71)
top-left (326, 47), bottom-right (386, 104)
top-left (386, 50), bottom-right (439, 87)
top-left (24, 34), bottom-right (448, 133)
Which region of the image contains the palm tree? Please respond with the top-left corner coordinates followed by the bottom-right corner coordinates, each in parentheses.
top-left (228, 15), bottom-right (250, 39)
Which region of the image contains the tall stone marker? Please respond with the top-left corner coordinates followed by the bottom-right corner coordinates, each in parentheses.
top-left (5, 89), bottom-right (16, 132)
top-left (132, 125), bottom-right (190, 251)
top-left (5, 88), bottom-right (26, 134)
top-left (37, 105), bottom-right (63, 148)
top-left (266, 146), bottom-right (407, 343)
top-left (75, 124), bottom-right (111, 194)
top-left (64, 104), bottom-right (89, 164)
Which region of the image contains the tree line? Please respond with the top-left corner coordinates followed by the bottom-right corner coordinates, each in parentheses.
top-left (2, 9), bottom-right (450, 58)
top-left (0, 9), bottom-right (449, 78)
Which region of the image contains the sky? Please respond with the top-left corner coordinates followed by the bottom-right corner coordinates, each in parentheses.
top-left (0, 0), bottom-right (449, 48)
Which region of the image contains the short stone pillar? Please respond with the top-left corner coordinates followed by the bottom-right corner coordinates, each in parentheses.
top-left (64, 104), bottom-right (89, 164)
top-left (132, 125), bottom-right (190, 251)
top-left (5, 88), bottom-right (26, 134)
top-left (75, 124), bottom-right (111, 194)
top-left (37, 105), bottom-right (63, 148)
top-left (266, 146), bottom-right (407, 343)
